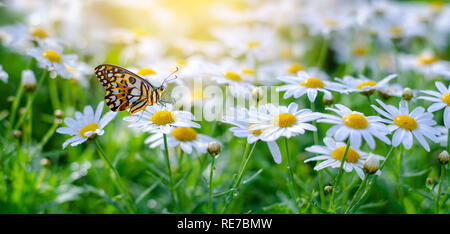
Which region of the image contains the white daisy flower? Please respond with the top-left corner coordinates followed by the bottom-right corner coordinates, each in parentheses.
top-left (145, 127), bottom-right (218, 154)
top-left (377, 83), bottom-right (404, 100)
top-left (2, 24), bottom-right (61, 53)
top-left (335, 74), bottom-right (397, 96)
top-left (123, 103), bottom-right (199, 134)
top-left (222, 106), bottom-right (282, 164)
top-left (0, 65), bottom-right (8, 83)
top-left (64, 60), bottom-right (92, 88)
top-left (211, 25), bottom-right (279, 62)
top-left (305, 137), bottom-right (384, 179)
top-left (56, 101), bottom-right (118, 149)
top-left (418, 81), bottom-right (450, 128)
top-left (371, 99), bottom-right (440, 151)
top-left (247, 103), bottom-right (322, 142)
top-left (300, 5), bottom-right (353, 36)
top-left (27, 46), bottom-right (77, 79)
top-left (399, 51), bottom-right (450, 78)
top-left (318, 104), bottom-right (391, 149)
top-left (277, 70), bottom-right (347, 102)
top-left (256, 61), bottom-right (307, 85)
top-left (209, 60), bottom-right (256, 99)
top-left (436, 126), bottom-right (448, 148)
top-left (21, 69), bottom-right (36, 91)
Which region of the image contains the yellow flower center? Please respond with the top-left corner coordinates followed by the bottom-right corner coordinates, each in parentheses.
top-left (286, 62), bottom-right (304, 74)
top-left (79, 123), bottom-right (99, 138)
top-left (356, 81), bottom-right (377, 90)
top-left (272, 113), bottom-right (296, 128)
top-left (430, 1), bottom-right (444, 11)
top-left (322, 19), bottom-right (338, 26)
top-left (353, 45), bottom-right (367, 56)
top-left (171, 127), bottom-right (197, 141)
top-left (300, 77), bottom-right (325, 88)
top-left (248, 123), bottom-right (263, 136)
top-left (42, 50), bottom-right (62, 63)
top-left (394, 115), bottom-right (417, 130)
top-left (342, 113), bottom-right (368, 129)
top-left (416, 54), bottom-right (438, 65)
top-left (223, 71), bottom-right (242, 81)
top-left (150, 110), bottom-right (176, 125)
top-left (389, 27), bottom-right (403, 36)
top-left (442, 93), bottom-right (450, 106)
top-left (176, 60), bottom-right (186, 67)
top-left (28, 27), bottom-right (48, 38)
top-left (137, 67), bottom-right (157, 76)
top-left (241, 68), bottom-right (255, 75)
top-left (247, 41), bottom-right (260, 48)
top-left (331, 146), bottom-right (360, 163)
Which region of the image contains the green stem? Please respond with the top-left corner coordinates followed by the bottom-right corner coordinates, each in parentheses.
top-left (447, 128), bottom-right (450, 154)
top-left (310, 100), bottom-right (325, 209)
top-left (317, 36), bottom-right (329, 69)
top-left (30, 119), bottom-right (60, 157)
top-left (345, 175), bottom-right (369, 213)
top-left (397, 147), bottom-right (405, 212)
top-left (310, 100), bottom-right (320, 145)
top-left (49, 78), bottom-right (60, 110)
top-left (178, 149), bottom-right (184, 173)
top-left (347, 145), bottom-right (395, 213)
top-left (222, 143), bottom-right (249, 213)
top-left (223, 142), bottom-right (257, 213)
top-left (209, 155), bottom-right (216, 213)
top-left (285, 137), bottom-right (300, 213)
top-left (13, 70), bottom-right (46, 131)
top-left (329, 139), bottom-right (351, 213)
top-left (163, 133), bottom-right (178, 213)
top-left (6, 86), bottom-right (24, 139)
top-left (235, 142), bottom-right (257, 187)
top-left (391, 40), bottom-right (404, 86)
top-left (94, 139), bottom-right (135, 213)
top-left (27, 96), bottom-right (32, 145)
top-left (435, 164), bottom-right (445, 214)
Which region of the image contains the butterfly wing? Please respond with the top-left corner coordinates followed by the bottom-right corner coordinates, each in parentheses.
top-left (94, 64), bottom-right (152, 113)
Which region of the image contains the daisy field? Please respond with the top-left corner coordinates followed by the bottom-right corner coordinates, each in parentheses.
top-left (0, 0), bottom-right (449, 215)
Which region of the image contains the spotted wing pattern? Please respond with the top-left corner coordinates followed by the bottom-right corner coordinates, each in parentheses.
top-left (94, 64), bottom-right (153, 114)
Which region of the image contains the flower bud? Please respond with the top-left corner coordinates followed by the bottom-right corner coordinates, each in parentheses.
top-left (49, 70), bottom-right (57, 79)
top-left (19, 107), bottom-right (26, 116)
top-left (322, 95), bottom-right (334, 106)
top-left (207, 142), bottom-right (221, 157)
top-left (363, 155), bottom-right (380, 174)
top-left (438, 150), bottom-right (449, 165)
top-left (21, 69), bottom-right (36, 92)
top-left (426, 177), bottom-right (434, 186)
top-left (402, 88), bottom-right (413, 101)
top-left (377, 90), bottom-right (393, 100)
top-left (251, 87), bottom-right (264, 102)
top-left (12, 129), bottom-right (22, 139)
top-left (324, 185), bottom-right (333, 195)
top-left (40, 158), bottom-right (51, 167)
top-left (54, 109), bottom-right (64, 119)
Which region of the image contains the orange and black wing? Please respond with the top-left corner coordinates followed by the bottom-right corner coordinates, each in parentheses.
top-left (94, 64), bottom-right (152, 114)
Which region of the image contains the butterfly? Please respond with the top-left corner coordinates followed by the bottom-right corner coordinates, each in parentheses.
top-left (94, 64), bottom-right (177, 114)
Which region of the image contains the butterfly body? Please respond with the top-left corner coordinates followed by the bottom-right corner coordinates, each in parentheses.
top-left (94, 64), bottom-right (164, 114)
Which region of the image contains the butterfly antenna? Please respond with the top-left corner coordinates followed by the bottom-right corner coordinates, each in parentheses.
top-left (163, 67), bottom-right (179, 84)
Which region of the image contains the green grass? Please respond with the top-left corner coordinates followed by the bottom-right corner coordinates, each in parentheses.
top-left (0, 0), bottom-right (449, 214)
